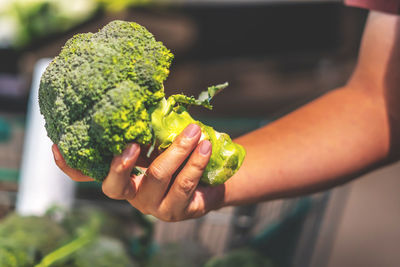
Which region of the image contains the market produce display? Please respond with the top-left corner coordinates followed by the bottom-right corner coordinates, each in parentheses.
top-left (0, 211), bottom-right (276, 267)
top-left (39, 20), bottom-right (245, 185)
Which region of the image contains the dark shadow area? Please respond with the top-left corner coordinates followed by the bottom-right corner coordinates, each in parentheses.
top-left (0, 3), bottom-right (367, 117)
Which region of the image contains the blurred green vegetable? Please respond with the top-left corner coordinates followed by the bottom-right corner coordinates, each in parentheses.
top-left (0, 0), bottom-right (151, 47)
top-left (0, 214), bottom-right (69, 267)
top-left (70, 237), bottom-right (137, 267)
top-left (35, 212), bottom-right (103, 267)
top-left (204, 248), bottom-right (276, 267)
top-left (0, 209), bottom-right (137, 267)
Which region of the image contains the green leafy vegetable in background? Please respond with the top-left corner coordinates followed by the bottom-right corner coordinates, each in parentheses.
top-left (0, 210), bottom-right (137, 267)
top-left (39, 20), bottom-right (245, 185)
top-left (0, 214), bottom-right (69, 267)
top-left (67, 237), bottom-right (137, 267)
top-left (35, 212), bottom-right (103, 267)
top-left (0, 0), bottom-right (151, 48)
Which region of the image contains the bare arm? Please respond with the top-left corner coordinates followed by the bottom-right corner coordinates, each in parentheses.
top-left (222, 11), bottom-right (400, 206)
top-left (53, 11), bottom-right (400, 221)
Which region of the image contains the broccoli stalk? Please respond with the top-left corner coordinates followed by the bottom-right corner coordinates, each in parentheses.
top-left (151, 83), bottom-right (246, 185)
top-left (39, 20), bottom-right (245, 185)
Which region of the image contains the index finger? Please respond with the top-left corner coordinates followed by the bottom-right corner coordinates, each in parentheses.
top-left (51, 144), bottom-right (94, 182)
top-left (136, 124), bottom-right (202, 207)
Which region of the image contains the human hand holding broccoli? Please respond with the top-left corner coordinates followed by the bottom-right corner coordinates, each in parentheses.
top-left (41, 20), bottom-right (244, 220)
top-left (52, 123), bottom-right (226, 221)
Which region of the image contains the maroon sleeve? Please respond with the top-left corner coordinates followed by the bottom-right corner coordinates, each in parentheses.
top-left (345, 0), bottom-right (400, 15)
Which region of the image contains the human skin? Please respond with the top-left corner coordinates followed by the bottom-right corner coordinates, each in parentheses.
top-left (52, 11), bottom-right (400, 222)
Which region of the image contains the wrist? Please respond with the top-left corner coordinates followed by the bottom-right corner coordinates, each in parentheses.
top-left (201, 184), bottom-right (226, 213)
top-left (213, 184), bottom-right (227, 210)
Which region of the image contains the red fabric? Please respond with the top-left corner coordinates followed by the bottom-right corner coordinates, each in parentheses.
top-left (345, 0), bottom-right (400, 14)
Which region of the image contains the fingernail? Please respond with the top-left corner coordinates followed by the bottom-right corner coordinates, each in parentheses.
top-left (184, 124), bottom-right (200, 138)
top-left (52, 145), bottom-right (60, 161)
top-left (199, 140), bottom-right (212, 155)
top-left (122, 144), bottom-right (139, 165)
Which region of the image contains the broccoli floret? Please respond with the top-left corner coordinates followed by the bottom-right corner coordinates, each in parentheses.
top-left (39, 20), bottom-right (245, 185)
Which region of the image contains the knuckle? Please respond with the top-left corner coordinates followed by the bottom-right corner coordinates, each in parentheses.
top-left (177, 178), bottom-right (196, 196)
top-left (190, 159), bottom-right (208, 172)
top-left (122, 186), bottom-right (135, 200)
top-left (185, 208), bottom-right (202, 220)
top-left (159, 212), bottom-right (179, 222)
top-left (147, 165), bottom-right (168, 182)
top-left (165, 216), bottom-right (178, 222)
top-left (113, 163), bottom-right (126, 175)
top-left (175, 137), bottom-right (194, 153)
top-left (102, 184), bottom-right (123, 200)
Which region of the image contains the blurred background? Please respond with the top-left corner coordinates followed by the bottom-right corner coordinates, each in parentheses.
top-left (0, 0), bottom-right (399, 266)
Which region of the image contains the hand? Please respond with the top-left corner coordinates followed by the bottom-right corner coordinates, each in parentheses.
top-left (52, 124), bottom-right (225, 221)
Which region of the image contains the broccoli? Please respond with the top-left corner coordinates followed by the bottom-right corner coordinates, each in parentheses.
top-left (39, 20), bottom-right (245, 185)
top-left (0, 210), bottom-right (137, 267)
top-left (0, 214), bottom-right (69, 267)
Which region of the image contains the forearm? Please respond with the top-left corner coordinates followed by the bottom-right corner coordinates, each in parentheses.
top-left (222, 85), bottom-right (390, 206)
top-left (216, 10), bottom-right (400, 208)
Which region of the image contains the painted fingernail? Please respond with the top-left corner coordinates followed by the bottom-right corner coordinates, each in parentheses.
top-left (52, 145), bottom-right (60, 161)
top-left (199, 140), bottom-right (212, 155)
top-left (122, 144), bottom-right (139, 165)
top-left (184, 124), bottom-right (200, 138)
